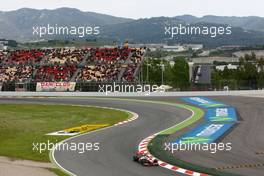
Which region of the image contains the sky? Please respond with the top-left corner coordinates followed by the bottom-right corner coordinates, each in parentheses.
top-left (1, 0), bottom-right (263, 19)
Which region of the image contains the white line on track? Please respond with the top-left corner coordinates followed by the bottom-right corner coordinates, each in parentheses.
top-left (48, 104), bottom-right (138, 176)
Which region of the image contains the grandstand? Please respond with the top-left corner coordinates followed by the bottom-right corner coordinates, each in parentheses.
top-left (0, 47), bottom-right (146, 89)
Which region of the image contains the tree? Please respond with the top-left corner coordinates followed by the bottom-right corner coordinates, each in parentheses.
top-left (237, 53), bottom-right (258, 88)
top-left (257, 57), bottom-right (264, 72)
top-left (142, 58), bottom-right (168, 85)
top-left (171, 57), bottom-right (189, 90)
top-left (257, 71), bottom-right (264, 89)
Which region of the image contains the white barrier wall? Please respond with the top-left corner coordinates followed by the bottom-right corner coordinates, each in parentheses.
top-left (0, 90), bottom-right (264, 97)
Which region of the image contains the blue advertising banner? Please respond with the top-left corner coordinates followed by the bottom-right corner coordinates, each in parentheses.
top-left (205, 107), bottom-right (237, 122)
top-left (181, 97), bottom-right (227, 108)
top-left (174, 123), bottom-right (234, 144)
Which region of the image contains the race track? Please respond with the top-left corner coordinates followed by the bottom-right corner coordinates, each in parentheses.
top-left (1, 96), bottom-right (263, 176)
top-left (0, 97), bottom-right (191, 176)
top-left (169, 96), bottom-right (264, 176)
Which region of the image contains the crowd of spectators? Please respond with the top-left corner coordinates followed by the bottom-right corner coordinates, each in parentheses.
top-left (77, 47), bottom-right (131, 82)
top-left (43, 48), bottom-right (89, 65)
top-left (0, 51), bottom-right (36, 82)
top-left (3, 49), bottom-right (45, 65)
top-left (34, 65), bottom-right (77, 82)
top-left (90, 47), bottom-right (130, 64)
top-left (0, 47), bottom-right (145, 83)
top-left (77, 64), bottom-right (121, 82)
top-left (0, 66), bottom-right (33, 82)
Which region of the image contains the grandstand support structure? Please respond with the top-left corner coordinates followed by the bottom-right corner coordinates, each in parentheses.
top-left (71, 68), bottom-right (81, 82)
top-left (39, 54), bottom-right (47, 65)
top-left (80, 53), bottom-right (90, 66)
top-left (134, 52), bottom-right (146, 83)
top-left (31, 67), bottom-right (39, 82)
top-left (117, 66), bottom-right (127, 83)
top-left (117, 52), bottom-right (133, 82)
top-left (70, 52), bottom-right (91, 82)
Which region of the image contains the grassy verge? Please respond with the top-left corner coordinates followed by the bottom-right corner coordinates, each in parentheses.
top-left (0, 104), bottom-right (130, 162)
top-left (159, 104), bottom-right (204, 135)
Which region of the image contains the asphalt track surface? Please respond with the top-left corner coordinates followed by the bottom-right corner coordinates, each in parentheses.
top-left (0, 97), bottom-right (191, 176)
top-left (169, 96), bottom-right (264, 176)
top-left (1, 96), bottom-right (263, 176)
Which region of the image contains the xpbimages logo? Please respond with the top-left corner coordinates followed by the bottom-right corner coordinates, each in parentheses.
top-left (32, 24), bottom-right (100, 38)
top-left (164, 142), bottom-right (232, 154)
top-left (165, 24), bottom-right (232, 38)
top-left (98, 83), bottom-right (165, 95)
top-left (32, 140), bottom-right (100, 154)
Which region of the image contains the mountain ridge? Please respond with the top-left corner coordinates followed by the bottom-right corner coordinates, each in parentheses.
top-left (1, 8), bottom-right (264, 47)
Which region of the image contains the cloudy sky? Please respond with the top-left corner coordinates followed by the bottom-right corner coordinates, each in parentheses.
top-left (1, 0), bottom-right (263, 19)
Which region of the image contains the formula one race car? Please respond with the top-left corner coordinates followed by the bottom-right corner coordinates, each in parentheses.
top-left (133, 152), bottom-right (159, 166)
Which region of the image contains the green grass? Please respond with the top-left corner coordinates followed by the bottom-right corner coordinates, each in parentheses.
top-left (0, 104), bottom-right (130, 162)
top-left (159, 104), bottom-right (204, 134)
